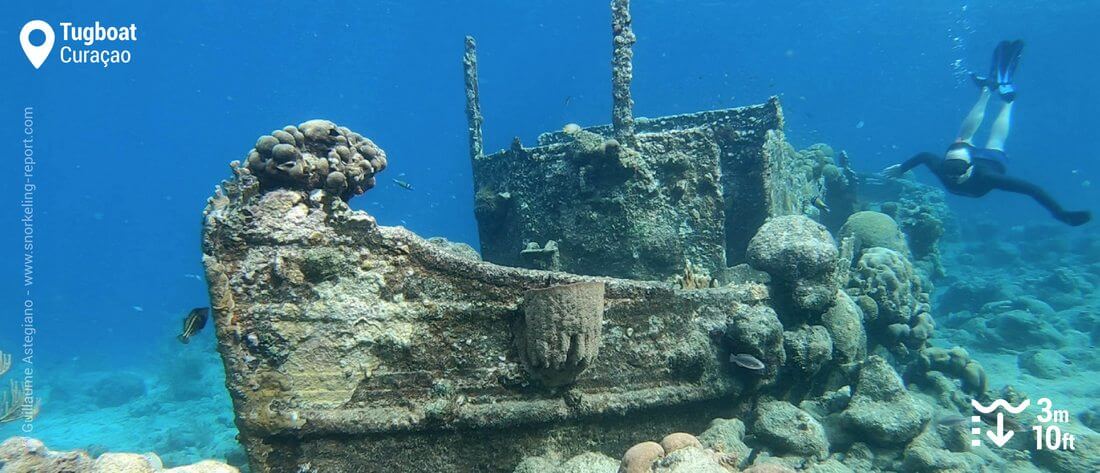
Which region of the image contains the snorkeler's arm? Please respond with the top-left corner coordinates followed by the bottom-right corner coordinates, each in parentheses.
top-left (883, 152), bottom-right (938, 177)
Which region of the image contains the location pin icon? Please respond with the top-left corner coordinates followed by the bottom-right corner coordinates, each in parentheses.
top-left (20, 20), bottom-right (55, 69)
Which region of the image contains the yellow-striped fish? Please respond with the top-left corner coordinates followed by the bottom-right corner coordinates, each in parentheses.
top-left (178, 307), bottom-right (210, 344)
top-left (812, 196), bottom-right (830, 213)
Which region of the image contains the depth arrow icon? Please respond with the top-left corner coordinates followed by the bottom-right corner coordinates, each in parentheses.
top-left (986, 412), bottom-right (1014, 447)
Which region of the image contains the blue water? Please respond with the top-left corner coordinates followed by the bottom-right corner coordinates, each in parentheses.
top-left (2, 0), bottom-right (1097, 468)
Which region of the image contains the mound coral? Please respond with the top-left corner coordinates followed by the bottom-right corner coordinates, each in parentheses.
top-left (839, 211), bottom-right (909, 256)
top-left (619, 441), bottom-right (664, 473)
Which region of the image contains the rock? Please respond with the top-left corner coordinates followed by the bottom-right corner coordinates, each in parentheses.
top-left (752, 400), bottom-right (829, 459)
top-left (747, 215), bottom-right (839, 313)
top-left (91, 453), bottom-right (162, 473)
top-left (742, 463), bottom-right (798, 473)
top-left (799, 385), bottom-right (852, 418)
top-left (0, 437), bottom-right (93, 473)
top-left (839, 211), bottom-right (909, 255)
top-left (1079, 405), bottom-right (1100, 432)
top-left (164, 461), bottom-right (241, 473)
top-left (1018, 349), bottom-right (1074, 379)
top-left (653, 447), bottom-right (727, 473)
top-left (783, 325), bottom-right (833, 376)
top-left (937, 279), bottom-right (1012, 315)
top-left (698, 418), bottom-right (750, 462)
top-left (557, 452), bottom-right (620, 473)
top-left (819, 291), bottom-right (867, 366)
top-left (427, 236), bottom-right (482, 261)
top-left (724, 305), bottom-right (785, 382)
top-left (902, 427), bottom-right (985, 473)
top-left (806, 458), bottom-right (855, 473)
top-left (513, 456), bottom-right (560, 473)
top-left (839, 356), bottom-right (931, 445)
top-left (987, 311), bottom-right (1065, 350)
top-left (1032, 434), bottom-right (1100, 473)
top-left (89, 372), bottom-right (146, 408)
top-left (747, 215), bottom-right (838, 279)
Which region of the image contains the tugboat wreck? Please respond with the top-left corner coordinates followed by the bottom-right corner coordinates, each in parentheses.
top-left (199, 2), bottom-right (1088, 473)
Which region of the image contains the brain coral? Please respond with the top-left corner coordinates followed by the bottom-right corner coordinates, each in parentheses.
top-left (244, 119), bottom-right (387, 200)
top-left (852, 247), bottom-right (922, 325)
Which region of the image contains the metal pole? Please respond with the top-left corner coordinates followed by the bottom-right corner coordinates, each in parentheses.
top-left (463, 36), bottom-right (484, 161)
top-left (611, 0), bottom-right (635, 146)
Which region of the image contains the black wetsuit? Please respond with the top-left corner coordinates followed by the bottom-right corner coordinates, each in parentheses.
top-left (899, 144), bottom-right (1091, 226)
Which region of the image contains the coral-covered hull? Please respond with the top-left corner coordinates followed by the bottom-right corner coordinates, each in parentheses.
top-left (202, 179), bottom-right (772, 471)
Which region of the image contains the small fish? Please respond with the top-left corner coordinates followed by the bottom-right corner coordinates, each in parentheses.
top-left (132, 306), bottom-right (144, 312)
top-left (178, 307), bottom-right (210, 344)
top-left (563, 95), bottom-right (573, 106)
top-left (855, 120), bottom-right (865, 129)
top-left (729, 353), bottom-right (766, 370)
top-left (392, 179), bottom-right (414, 191)
top-left (812, 196), bottom-right (830, 213)
top-left (183, 273), bottom-right (203, 281)
top-left (1082, 180), bottom-right (1091, 188)
top-left (936, 414), bottom-right (968, 426)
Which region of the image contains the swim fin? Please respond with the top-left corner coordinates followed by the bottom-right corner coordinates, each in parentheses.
top-left (1056, 210), bottom-right (1091, 227)
top-left (989, 40), bottom-right (1024, 102)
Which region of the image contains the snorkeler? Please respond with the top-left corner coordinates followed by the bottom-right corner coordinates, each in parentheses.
top-left (882, 40), bottom-right (1091, 226)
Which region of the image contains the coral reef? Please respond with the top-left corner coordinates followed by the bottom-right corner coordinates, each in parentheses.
top-left (0, 437), bottom-right (237, 472)
top-left (243, 119), bottom-right (386, 200)
top-left (857, 175), bottom-right (949, 278)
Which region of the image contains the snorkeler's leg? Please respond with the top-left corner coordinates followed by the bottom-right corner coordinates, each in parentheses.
top-left (957, 87), bottom-right (992, 143)
top-left (988, 173), bottom-right (1091, 226)
top-left (985, 101), bottom-right (1014, 151)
